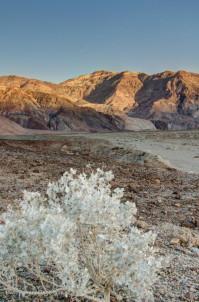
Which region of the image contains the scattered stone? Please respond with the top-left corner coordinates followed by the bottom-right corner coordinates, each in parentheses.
top-left (136, 220), bottom-right (149, 230)
top-left (157, 196), bottom-right (163, 203)
top-left (184, 291), bottom-right (196, 301)
top-left (154, 178), bottom-right (161, 185)
top-left (158, 223), bottom-right (199, 247)
top-left (127, 184), bottom-right (138, 193)
top-left (170, 238), bottom-right (180, 245)
top-left (181, 217), bottom-right (198, 229)
top-left (191, 247), bottom-right (199, 256)
top-left (32, 169), bottom-right (40, 173)
top-left (172, 191), bottom-right (181, 199)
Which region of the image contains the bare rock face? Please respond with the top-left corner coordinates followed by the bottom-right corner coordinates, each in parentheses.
top-left (60, 70), bottom-right (199, 130)
top-left (60, 71), bottom-right (143, 112)
top-left (0, 76), bottom-right (124, 132)
top-left (129, 70), bottom-right (199, 129)
top-left (0, 69), bottom-right (199, 132)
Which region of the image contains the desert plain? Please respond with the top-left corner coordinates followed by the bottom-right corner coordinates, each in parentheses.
top-left (0, 130), bottom-right (198, 301)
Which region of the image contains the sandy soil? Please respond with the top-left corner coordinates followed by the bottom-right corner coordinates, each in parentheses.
top-left (0, 132), bottom-right (198, 301)
top-left (80, 130), bottom-right (199, 174)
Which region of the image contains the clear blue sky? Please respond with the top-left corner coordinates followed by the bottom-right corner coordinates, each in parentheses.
top-left (0, 0), bottom-right (198, 82)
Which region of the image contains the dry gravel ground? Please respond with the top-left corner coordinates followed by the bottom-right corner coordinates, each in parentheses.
top-left (0, 131), bottom-right (198, 301)
top-left (80, 130), bottom-right (199, 174)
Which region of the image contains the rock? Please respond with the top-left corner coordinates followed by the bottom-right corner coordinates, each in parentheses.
top-left (154, 178), bottom-right (161, 185)
top-left (158, 223), bottom-right (199, 247)
top-left (170, 238), bottom-right (180, 245)
top-left (172, 191), bottom-right (181, 199)
top-left (184, 291), bottom-right (196, 301)
top-left (127, 184), bottom-right (138, 193)
top-left (157, 196), bottom-right (163, 203)
top-left (136, 220), bottom-right (149, 230)
top-left (191, 247), bottom-right (199, 256)
top-left (181, 217), bottom-right (198, 229)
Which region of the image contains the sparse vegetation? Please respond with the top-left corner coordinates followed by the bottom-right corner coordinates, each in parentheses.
top-left (0, 169), bottom-right (162, 302)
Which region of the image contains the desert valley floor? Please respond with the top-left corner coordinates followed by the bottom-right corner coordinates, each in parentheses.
top-left (0, 130), bottom-right (199, 301)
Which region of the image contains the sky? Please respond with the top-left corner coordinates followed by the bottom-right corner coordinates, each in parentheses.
top-left (0, 0), bottom-right (198, 82)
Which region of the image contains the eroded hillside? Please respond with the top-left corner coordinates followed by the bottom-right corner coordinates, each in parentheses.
top-left (0, 75), bottom-right (123, 131)
top-left (0, 70), bottom-right (199, 131)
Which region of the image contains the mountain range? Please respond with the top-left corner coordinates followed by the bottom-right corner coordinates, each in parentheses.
top-left (0, 69), bottom-right (199, 134)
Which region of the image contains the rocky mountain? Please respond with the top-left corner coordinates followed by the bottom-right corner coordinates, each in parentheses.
top-left (0, 70), bottom-right (199, 132)
top-left (0, 76), bottom-right (124, 132)
top-left (129, 70), bottom-right (199, 129)
top-left (60, 70), bottom-right (199, 130)
top-left (59, 71), bottom-right (142, 112)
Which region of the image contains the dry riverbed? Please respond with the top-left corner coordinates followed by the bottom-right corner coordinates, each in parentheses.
top-left (81, 130), bottom-right (199, 174)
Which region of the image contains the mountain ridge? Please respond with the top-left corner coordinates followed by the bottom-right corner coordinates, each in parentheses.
top-left (0, 69), bottom-right (199, 132)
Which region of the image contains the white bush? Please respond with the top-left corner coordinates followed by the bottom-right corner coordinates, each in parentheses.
top-left (0, 169), bottom-right (162, 301)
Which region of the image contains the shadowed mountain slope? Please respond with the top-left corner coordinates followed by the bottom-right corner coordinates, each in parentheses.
top-left (1, 70), bottom-right (199, 132)
top-left (60, 70), bottom-right (199, 129)
top-left (0, 76), bottom-right (124, 132)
